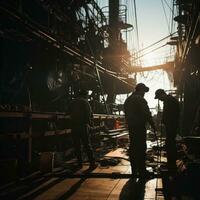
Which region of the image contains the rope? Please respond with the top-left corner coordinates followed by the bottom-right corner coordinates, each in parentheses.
top-left (134, 44), bottom-right (167, 61)
top-left (161, 0), bottom-right (171, 33)
top-left (133, 0), bottom-right (140, 50)
top-left (135, 32), bottom-right (177, 55)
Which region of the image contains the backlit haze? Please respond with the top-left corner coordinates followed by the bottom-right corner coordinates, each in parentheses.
top-left (97, 0), bottom-right (176, 109)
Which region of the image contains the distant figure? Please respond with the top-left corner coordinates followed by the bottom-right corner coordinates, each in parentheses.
top-left (155, 89), bottom-right (180, 175)
top-left (69, 89), bottom-right (95, 168)
top-left (124, 83), bottom-right (156, 177)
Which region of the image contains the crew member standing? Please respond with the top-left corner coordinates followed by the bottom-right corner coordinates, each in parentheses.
top-left (69, 89), bottom-right (95, 168)
top-left (155, 89), bottom-right (180, 175)
top-left (124, 83), bottom-right (156, 177)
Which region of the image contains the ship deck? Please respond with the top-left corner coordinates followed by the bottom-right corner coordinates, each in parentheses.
top-left (4, 148), bottom-right (164, 200)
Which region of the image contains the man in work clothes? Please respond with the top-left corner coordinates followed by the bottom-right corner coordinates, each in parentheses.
top-left (69, 89), bottom-right (95, 168)
top-left (124, 83), bottom-right (156, 177)
top-left (155, 89), bottom-right (180, 175)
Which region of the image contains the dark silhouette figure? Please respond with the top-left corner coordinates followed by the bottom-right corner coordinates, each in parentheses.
top-left (155, 89), bottom-right (180, 175)
top-left (124, 83), bottom-right (156, 177)
top-left (119, 178), bottom-right (146, 200)
top-left (69, 89), bottom-right (95, 168)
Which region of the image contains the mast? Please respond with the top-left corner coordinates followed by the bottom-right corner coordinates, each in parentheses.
top-left (109, 0), bottom-right (120, 48)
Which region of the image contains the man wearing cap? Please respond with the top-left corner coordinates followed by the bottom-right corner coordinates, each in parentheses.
top-left (124, 83), bottom-right (156, 177)
top-left (69, 89), bottom-right (95, 168)
top-left (155, 89), bottom-right (180, 175)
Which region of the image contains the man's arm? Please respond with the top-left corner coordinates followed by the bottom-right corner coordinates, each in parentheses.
top-left (84, 100), bottom-right (93, 125)
top-left (140, 98), bottom-right (156, 131)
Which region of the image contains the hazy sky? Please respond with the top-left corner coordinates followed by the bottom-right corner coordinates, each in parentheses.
top-left (136, 0), bottom-right (172, 46)
top-left (97, 0), bottom-right (176, 108)
top-left (126, 0), bottom-right (176, 108)
top-left (129, 0), bottom-right (176, 108)
top-left (98, 0), bottom-right (175, 65)
top-left (126, 0), bottom-right (175, 66)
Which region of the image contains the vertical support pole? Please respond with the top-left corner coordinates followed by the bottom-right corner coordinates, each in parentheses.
top-left (109, 0), bottom-right (119, 47)
top-left (28, 117), bottom-right (32, 163)
top-left (27, 87), bottom-right (32, 163)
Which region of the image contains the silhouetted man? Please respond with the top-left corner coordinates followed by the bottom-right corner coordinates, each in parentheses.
top-left (124, 83), bottom-right (156, 177)
top-left (155, 89), bottom-right (180, 175)
top-left (69, 89), bottom-right (95, 168)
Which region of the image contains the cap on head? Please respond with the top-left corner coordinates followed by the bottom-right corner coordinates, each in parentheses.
top-left (135, 83), bottom-right (149, 92)
top-left (155, 89), bottom-right (165, 99)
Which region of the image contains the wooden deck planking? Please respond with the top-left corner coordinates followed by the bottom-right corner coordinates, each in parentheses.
top-left (104, 148), bottom-right (128, 159)
top-left (67, 159), bottom-right (131, 200)
top-left (106, 179), bottom-right (129, 200)
top-left (30, 148), bottom-right (165, 200)
top-left (17, 178), bottom-right (59, 200)
top-left (68, 178), bottom-right (121, 200)
top-left (144, 178), bottom-right (164, 200)
top-left (97, 165), bottom-right (130, 174)
top-left (33, 179), bottom-right (81, 200)
top-left (33, 166), bottom-right (102, 200)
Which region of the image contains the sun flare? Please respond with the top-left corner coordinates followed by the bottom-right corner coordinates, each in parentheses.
top-left (142, 52), bottom-right (158, 67)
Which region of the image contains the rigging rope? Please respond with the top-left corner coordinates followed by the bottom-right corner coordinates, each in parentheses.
top-left (169, 0), bottom-right (176, 60)
top-left (161, 0), bottom-right (170, 33)
top-left (163, 0), bottom-right (173, 11)
top-left (133, 0), bottom-right (140, 50)
top-left (135, 32), bottom-right (177, 55)
top-left (77, 9), bottom-right (110, 114)
top-left (134, 44), bottom-right (167, 61)
top-left (170, 0), bottom-right (175, 35)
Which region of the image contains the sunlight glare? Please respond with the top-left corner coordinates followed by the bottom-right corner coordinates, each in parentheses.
top-left (141, 52), bottom-right (159, 67)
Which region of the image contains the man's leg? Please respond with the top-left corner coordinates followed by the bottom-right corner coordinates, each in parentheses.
top-left (129, 127), bottom-right (146, 176)
top-left (129, 131), bottom-right (139, 176)
top-left (129, 138), bottom-right (137, 175)
top-left (81, 125), bottom-right (95, 165)
top-left (166, 126), bottom-right (177, 175)
top-left (137, 142), bottom-right (147, 175)
top-left (133, 127), bottom-right (147, 176)
top-left (72, 128), bottom-right (82, 166)
top-left (166, 137), bottom-right (177, 175)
